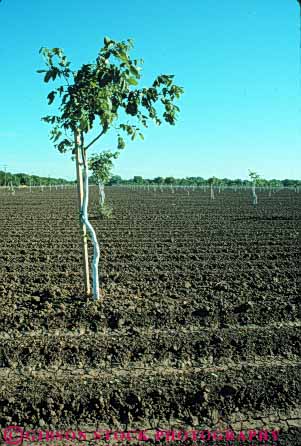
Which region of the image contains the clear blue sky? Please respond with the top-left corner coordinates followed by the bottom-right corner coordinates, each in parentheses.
top-left (0, 0), bottom-right (300, 180)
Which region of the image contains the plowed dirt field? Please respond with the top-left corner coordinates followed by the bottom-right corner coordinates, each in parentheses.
top-left (0, 186), bottom-right (300, 445)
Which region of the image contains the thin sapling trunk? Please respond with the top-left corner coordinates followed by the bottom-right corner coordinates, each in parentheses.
top-left (82, 151), bottom-right (101, 300)
top-left (98, 181), bottom-right (105, 207)
top-left (252, 181), bottom-right (258, 205)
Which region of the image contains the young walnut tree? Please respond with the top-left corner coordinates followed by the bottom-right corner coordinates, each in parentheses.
top-left (88, 150), bottom-right (118, 207)
top-left (208, 176), bottom-right (218, 200)
top-left (248, 170), bottom-right (261, 205)
top-left (38, 37), bottom-right (184, 300)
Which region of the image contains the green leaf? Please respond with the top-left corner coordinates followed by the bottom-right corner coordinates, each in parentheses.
top-left (53, 130), bottom-right (62, 142)
top-left (129, 65), bottom-right (140, 77)
top-left (117, 136), bottom-right (125, 149)
top-left (52, 47), bottom-right (63, 56)
top-left (128, 77), bottom-right (138, 86)
top-left (80, 116), bottom-right (89, 131)
top-left (104, 36), bottom-right (112, 46)
top-left (51, 68), bottom-right (58, 80)
top-left (117, 51), bottom-right (128, 63)
top-left (139, 133), bottom-right (144, 140)
top-left (47, 91), bottom-right (56, 105)
top-left (44, 71), bottom-right (52, 83)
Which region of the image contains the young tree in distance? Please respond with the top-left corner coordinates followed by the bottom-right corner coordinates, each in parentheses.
top-left (208, 176), bottom-right (218, 200)
top-left (38, 37), bottom-right (184, 300)
top-left (248, 170), bottom-right (261, 205)
top-left (88, 150), bottom-right (119, 207)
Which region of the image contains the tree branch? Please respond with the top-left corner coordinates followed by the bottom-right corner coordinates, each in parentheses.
top-left (63, 74), bottom-right (70, 86)
top-left (80, 132), bottom-right (87, 169)
top-left (84, 128), bottom-right (106, 150)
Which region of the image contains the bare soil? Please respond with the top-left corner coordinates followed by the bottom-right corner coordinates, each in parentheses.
top-left (0, 186), bottom-right (300, 445)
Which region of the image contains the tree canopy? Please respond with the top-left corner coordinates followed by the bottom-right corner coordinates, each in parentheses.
top-left (38, 37), bottom-right (184, 155)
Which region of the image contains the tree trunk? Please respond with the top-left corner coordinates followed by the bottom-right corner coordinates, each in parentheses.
top-left (252, 181), bottom-right (258, 205)
top-left (98, 182), bottom-right (105, 206)
top-left (75, 131), bottom-right (91, 296)
top-left (82, 157), bottom-right (101, 300)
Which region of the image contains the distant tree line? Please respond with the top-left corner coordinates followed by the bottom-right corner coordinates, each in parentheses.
top-left (104, 175), bottom-right (300, 187)
top-left (0, 170), bottom-right (73, 187)
top-left (1, 170), bottom-right (299, 188)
